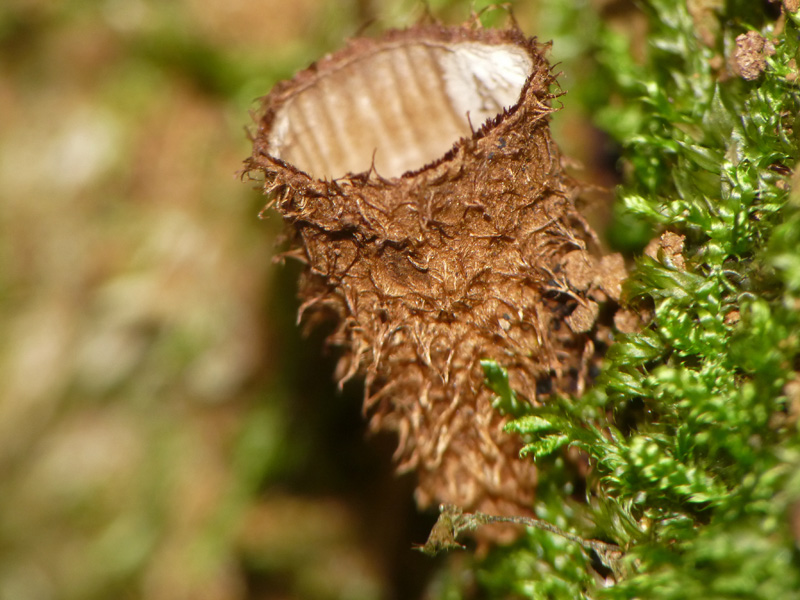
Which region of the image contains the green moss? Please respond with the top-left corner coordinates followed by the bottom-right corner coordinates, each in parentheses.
top-left (457, 2), bottom-right (800, 599)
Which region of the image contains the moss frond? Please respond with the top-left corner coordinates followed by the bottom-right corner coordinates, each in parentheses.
top-left (445, 1), bottom-right (800, 598)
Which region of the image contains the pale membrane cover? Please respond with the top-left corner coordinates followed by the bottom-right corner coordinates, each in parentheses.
top-left (267, 41), bottom-right (533, 180)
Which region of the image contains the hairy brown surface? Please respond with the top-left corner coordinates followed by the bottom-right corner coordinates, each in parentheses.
top-left (733, 30), bottom-right (775, 81)
top-left (247, 23), bottom-right (623, 519)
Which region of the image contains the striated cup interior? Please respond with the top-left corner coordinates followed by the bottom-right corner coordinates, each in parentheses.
top-left (266, 40), bottom-right (534, 179)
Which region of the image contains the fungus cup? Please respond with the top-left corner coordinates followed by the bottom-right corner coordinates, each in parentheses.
top-left (246, 22), bottom-right (624, 524)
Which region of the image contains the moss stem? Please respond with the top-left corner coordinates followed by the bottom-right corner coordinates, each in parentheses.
top-left (416, 504), bottom-right (623, 574)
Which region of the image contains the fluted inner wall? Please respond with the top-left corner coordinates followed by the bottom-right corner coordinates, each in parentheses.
top-left (267, 42), bottom-right (533, 179)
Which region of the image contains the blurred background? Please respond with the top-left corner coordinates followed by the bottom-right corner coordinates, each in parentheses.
top-left (0, 1), bottom-right (628, 598)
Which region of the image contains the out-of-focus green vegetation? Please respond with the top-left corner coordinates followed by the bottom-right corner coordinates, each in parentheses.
top-left (0, 1), bottom-right (460, 598)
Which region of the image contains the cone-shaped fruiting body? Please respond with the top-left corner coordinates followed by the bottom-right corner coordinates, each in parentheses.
top-left (247, 23), bottom-right (619, 518)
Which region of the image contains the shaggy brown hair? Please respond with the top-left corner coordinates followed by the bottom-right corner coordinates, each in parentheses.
top-left (246, 22), bottom-right (623, 521)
